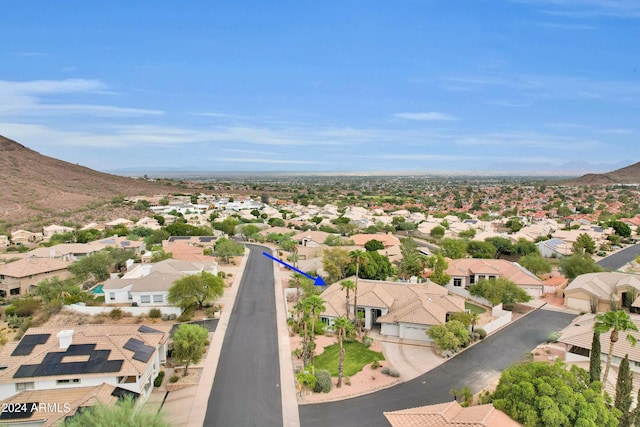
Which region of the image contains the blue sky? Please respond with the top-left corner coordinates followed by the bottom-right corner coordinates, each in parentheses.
top-left (1, 1), bottom-right (639, 175)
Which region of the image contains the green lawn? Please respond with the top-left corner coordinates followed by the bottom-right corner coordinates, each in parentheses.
top-left (313, 341), bottom-right (385, 377)
top-left (465, 302), bottom-right (487, 314)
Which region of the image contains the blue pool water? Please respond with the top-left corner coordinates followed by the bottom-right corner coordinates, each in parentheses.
top-left (91, 284), bottom-right (104, 294)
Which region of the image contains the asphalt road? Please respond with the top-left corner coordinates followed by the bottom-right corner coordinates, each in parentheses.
top-left (300, 308), bottom-right (576, 427)
top-left (597, 243), bottom-right (640, 271)
top-left (204, 245), bottom-right (283, 427)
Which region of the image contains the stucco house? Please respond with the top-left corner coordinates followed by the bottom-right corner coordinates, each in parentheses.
top-left (563, 272), bottom-right (640, 313)
top-left (319, 279), bottom-right (465, 342)
top-left (42, 224), bottom-right (75, 240)
top-left (0, 324), bottom-right (171, 404)
top-left (10, 230), bottom-right (43, 245)
top-left (0, 258), bottom-right (71, 298)
top-left (445, 258), bottom-right (547, 299)
top-left (101, 258), bottom-right (217, 307)
top-left (350, 233), bottom-right (400, 249)
top-left (536, 238), bottom-right (573, 258)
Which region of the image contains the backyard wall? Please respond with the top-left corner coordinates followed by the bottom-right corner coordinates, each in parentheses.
top-left (65, 303), bottom-right (182, 317)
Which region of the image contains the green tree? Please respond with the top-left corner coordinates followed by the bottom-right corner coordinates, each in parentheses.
top-left (303, 294), bottom-right (326, 374)
top-left (469, 278), bottom-right (531, 307)
top-left (493, 361), bottom-right (619, 427)
top-left (427, 320), bottom-right (469, 351)
top-left (466, 240), bottom-right (497, 259)
top-left (145, 229), bottom-right (170, 246)
top-left (75, 228), bottom-right (102, 243)
top-left (35, 277), bottom-right (87, 304)
top-left (322, 247), bottom-right (351, 284)
top-left (485, 236), bottom-right (514, 258)
top-left (426, 253), bottom-right (450, 286)
top-left (505, 218), bottom-right (523, 233)
top-left (172, 323), bottom-right (209, 376)
top-left (364, 239), bottom-right (384, 252)
top-left (560, 254), bottom-right (605, 280)
top-left (589, 331), bottom-right (602, 385)
top-left (611, 221), bottom-right (633, 239)
top-left (212, 218), bottom-right (239, 236)
top-left (214, 237), bottom-right (244, 264)
top-left (349, 250), bottom-right (367, 330)
top-left (68, 251), bottom-right (113, 282)
top-left (518, 253), bottom-right (552, 276)
top-left (441, 238), bottom-right (467, 259)
top-left (168, 272), bottom-right (224, 310)
top-left (333, 316), bottom-right (355, 388)
top-left (239, 224), bottom-right (260, 240)
top-left (430, 225), bottom-right (445, 239)
top-left (573, 233), bottom-right (597, 255)
top-left (397, 237), bottom-right (427, 280)
top-left (594, 310), bottom-right (638, 390)
top-left (514, 238), bottom-right (538, 256)
top-left (353, 251), bottom-right (393, 281)
top-left (340, 280), bottom-right (356, 321)
top-left (615, 354), bottom-right (634, 427)
top-left (62, 395), bottom-right (170, 427)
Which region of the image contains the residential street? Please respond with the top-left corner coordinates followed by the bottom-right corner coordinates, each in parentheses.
top-left (204, 245), bottom-right (283, 427)
top-left (299, 308), bottom-right (576, 427)
top-left (597, 243), bottom-right (640, 271)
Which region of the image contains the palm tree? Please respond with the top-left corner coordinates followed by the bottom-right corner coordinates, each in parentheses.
top-left (470, 312), bottom-right (480, 333)
top-left (349, 250), bottom-right (368, 330)
top-left (303, 294), bottom-right (326, 374)
top-left (340, 280), bottom-right (355, 321)
top-left (294, 300), bottom-right (311, 368)
top-left (594, 310), bottom-right (638, 389)
top-left (333, 316), bottom-right (354, 388)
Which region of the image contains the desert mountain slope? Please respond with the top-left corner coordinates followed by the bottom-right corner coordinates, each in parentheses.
top-left (564, 161), bottom-right (640, 185)
top-left (0, 135), bottom-right (184, 231)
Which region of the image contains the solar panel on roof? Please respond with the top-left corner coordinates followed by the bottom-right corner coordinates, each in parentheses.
top-left (123, 338), bottom-right (155, 363)
top-left (0, 402), bottom-right (39, 420)
top-left (12, 334), bottom-right (51, 357)
top-left (13, 344), bottom-right (124, 378)
top-left (199, 236), bottom-right (215, 242)
top-left (138, 325), bottom-right (162, 334)
top-left (121, 241), bottom-right (131, 247)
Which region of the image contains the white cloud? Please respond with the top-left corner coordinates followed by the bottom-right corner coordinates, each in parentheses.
top-left (394, 112), bottom-right (457, 121)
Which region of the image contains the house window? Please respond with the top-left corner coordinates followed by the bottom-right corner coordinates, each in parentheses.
top-left (140, 295), bottom-right (151, 304)
top-left (488, 275), bottom-right (496, 280)
top-left (153, 294), bottom-right (163, 303)
top-left (16, 382), bottom-right (34, 391)
top-left (109, 292), bottom-right (115, 301)
top-left (56, 379), bottom-right (80, 385)
top-left (453, 278), bottom-right (462, 287)
top-left (469, 275), bottom-right (475, 285)
top-left (127, 291), bottom-right (132, 300)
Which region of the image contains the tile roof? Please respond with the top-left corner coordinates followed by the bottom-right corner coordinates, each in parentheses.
top-left (564, 272), bottom-right (640, 300)
top-left (0, 257), bottom-right (70, 278)
top-left (0, 324), bottom-right (171, 384)
top-left (384, 401), bottom-right (521, 426)
top-left (445, 259), bottom-right (545, 287)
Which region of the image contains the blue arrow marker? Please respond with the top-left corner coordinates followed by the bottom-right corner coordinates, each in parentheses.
top-left (262, 252), bottom-right (326, 286)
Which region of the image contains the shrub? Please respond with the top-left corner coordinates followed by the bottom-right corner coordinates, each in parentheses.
top-left (382, 367), bottom-right (400, 377)
top-left (109, 308), bottom-right (124, 320)
top-left (6, 314), bottom-right (25, 329)
top-left (547, 331), bottom-right (561, 343)
top-left (362, 336), bottom-right (373, 348)
top-left (177, 311), bottom-right (192, 322)
top-left (475, 328), bottom-right (487, 339)
top-left (371, 360), bottom-right (380, 369)
top-left (154, 371), bottom-right (165, 387)
top-left (470, 332), bottom-right (480, 341)
top-left (381, 366), bottom-right (390, 375)
top-left (169, 375), bottom-right (179, 383)
top-left (345, 376), bottom-right (351, 386)
top-left (217, 271), bottom-right (226, 279)
top-left (149, 308), bottom-right (162, 319)
top-left (314, 370), bottom-right (332, 393)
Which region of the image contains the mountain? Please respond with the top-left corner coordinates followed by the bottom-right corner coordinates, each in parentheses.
top-left (0, 135), bottom-right (185, 232)
top-left (564, 161), bottom-right (640, 185)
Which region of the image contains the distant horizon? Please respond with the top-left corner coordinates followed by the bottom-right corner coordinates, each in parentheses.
top-left (2, 1), bottom-right (639, 173)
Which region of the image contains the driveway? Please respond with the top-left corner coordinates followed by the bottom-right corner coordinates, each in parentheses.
top-left (598, 243), bottom-right (640, 271)
top-left (204, 245), bottom-right (283, 427)
top-left (300, 307), bottom-right (576, 427)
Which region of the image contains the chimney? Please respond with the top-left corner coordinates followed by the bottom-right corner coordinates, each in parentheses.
top-left (57, 329), bottom-right (74, 350)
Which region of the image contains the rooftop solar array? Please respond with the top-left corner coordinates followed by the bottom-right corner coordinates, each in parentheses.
top-left (0, 402), bottom-right (38, 420)
top-left (123, 338), bottom-right (154, 363)
top-left (138, 325), bottom-right (162, 334)
top-left (198, 236), bottom-right (216, 242)
top-left (14, 344), bottom-right (124, 379)
top-left (11, 334), bottom-right (51, 357)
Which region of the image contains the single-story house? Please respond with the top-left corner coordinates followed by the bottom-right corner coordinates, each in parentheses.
top-left (42, 225), bottom-right (75, 240)
top-left (10, 230), bottom-right (43, 245)
top-left (445, 258), bottom-right (547, 299)
top-left (350, 233), bottom-right (400, 249)
top-left (319, 279), bottom-right (465, 342)
top-left (564, 272), bottom-right (640, 313)
top-left (0, 258), bottom-right (71, 297)
top-left (384, 401), bottom-right (521, 427)
top-left (0, 324), bottom-right (171, 403)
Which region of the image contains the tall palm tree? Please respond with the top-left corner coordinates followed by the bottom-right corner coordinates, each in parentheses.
top-left (340, 280), bottom-right (355, 321)
top-left (293, 300), bottom-right (310, 367)
top-left (349, 250), bottom-right (367, 330)
top-left (333, 316), bottom-right (354, 388)
top-left (303, 294), bottom-right (326, 374)
top-left (470, 312), bottom-right (480, 333)
top-left (594, 310), bottom-right (638, 389)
